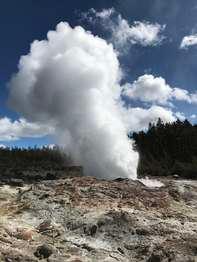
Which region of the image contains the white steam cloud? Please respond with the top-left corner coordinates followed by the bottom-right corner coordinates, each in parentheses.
top-left (9, 22), bottom-right (139, 179)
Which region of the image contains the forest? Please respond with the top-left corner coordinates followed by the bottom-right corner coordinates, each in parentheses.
top-left (0, 146), bottom-right (72, 175)
top-left (132, 119), bottom-right (197, 179)
top-left (0, 118), bottom-right (197, 180)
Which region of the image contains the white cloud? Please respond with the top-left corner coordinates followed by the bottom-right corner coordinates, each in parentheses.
top-left (82, 8), bottom-right (115, 23)
top-left (111, 18), bottom-right (165, 49)
top-left (84, 9), bottom-right (165, 51)
top-left (8, 22), bottom-right (139, 179)
top-left (122, 105), bottom-right (176, 132)
top-left (190, 114), bottom-right (196, 119)
top-left (172, 88), bottom-right (197, 104)
top-left (180, 34), bottom-right (197, 49)
top-left (123, 74), bottom-right (197, 105)
top-left (81, 8), bottom-right (115, 24)
top-left (172, 88), bottom-right (190, 102)
top-left (0, 117), bottom-right (54, 141)
top-left (175, 112), bottom-right (185, 121)
top-left (190, 93), bottom-right (197, 103)
top-left (94, 8), bottom-right (115, 19)
top-left (123, 74), bottom-right (172, 104)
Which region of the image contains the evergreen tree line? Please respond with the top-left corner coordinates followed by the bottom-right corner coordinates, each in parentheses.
top-left (0, 146), bottom-right (72, 172)
top-left (131, 119), bottom-right (197, 179)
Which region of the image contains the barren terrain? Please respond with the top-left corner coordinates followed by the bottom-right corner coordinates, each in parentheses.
top-left (0, 173), bottom-right (196, 261)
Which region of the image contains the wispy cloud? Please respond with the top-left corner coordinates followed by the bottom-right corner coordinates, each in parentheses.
top-left (83, 8), bottom-right (166, 52)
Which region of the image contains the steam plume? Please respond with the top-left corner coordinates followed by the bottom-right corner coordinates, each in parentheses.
top-left (9, 22), bottom-right (138, 179)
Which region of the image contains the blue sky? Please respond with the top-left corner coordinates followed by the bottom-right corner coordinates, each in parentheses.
top-left (1, 0), bottom-right (197, 147)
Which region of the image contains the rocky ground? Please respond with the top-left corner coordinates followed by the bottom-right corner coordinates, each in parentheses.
top-left (0, 173), bottom-right (196, 262)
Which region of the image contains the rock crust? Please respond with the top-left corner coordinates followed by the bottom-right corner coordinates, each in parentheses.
top-left (0, 175), bottom-right (196, 261)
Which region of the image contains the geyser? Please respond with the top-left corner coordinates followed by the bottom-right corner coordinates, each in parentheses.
top-left (9, 22), bottom-right (139, 179)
